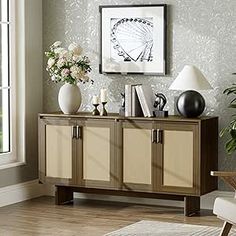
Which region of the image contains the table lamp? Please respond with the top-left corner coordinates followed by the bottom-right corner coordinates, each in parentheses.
top-left (169, 65), bottom-right (213, 118)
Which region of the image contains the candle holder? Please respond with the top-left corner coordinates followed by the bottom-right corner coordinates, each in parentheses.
top-left (92, 104), bottom-right (100, 116)
top-left (100, 102), bottom-right (108, 116)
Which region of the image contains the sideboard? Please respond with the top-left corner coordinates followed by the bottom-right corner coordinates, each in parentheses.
top-left (38, 112), bottom-right (218, 216)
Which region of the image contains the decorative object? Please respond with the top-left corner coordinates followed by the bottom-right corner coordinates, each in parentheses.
top-left (153, 93), bottom-right (168, 117)
top-left (220, 75), bottom-right (236, 154)
top-left (92, 95), bottom-right (99, 105)
top-left (92, 104), bottom-right (100, 116)
top-left (119, 93), bottom-right (125, 116)
top-left (58, 83), bottom-right (82, 114)
top-left (100, 102), bottom-right (108, 116)
top-left (92, 95), bottom-right (100, 116)
top-left (45, 41), bottom-right (92, 114)
top-left (100, 88), bottom-right (108, 116)
top-left (99, 4), bottom-right (167, 75)
top-left (169, 65), bottom-right (212, 118)
top-left (100, 88), bottom-right (107, 103)
top-left (104, 220), bottom-right (236, 236)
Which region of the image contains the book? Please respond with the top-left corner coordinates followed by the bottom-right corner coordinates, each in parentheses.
top-left (135, 86), bottom-right (148, 117)
top-left (131, 85), bottom-right (143, 117)
top-left (135, 85), bottom-right (154, 117)
top-left (125, 84), bottom-right (143, 117)
top-left (125, 85), bottom-right (132, 117)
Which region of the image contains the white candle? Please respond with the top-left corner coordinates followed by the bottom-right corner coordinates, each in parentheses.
top-left (100, 88), bottom-right (107, 103)
top-left (92, 95), bottom-right (99, 105)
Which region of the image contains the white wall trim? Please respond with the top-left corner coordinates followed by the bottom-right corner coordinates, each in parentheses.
top-left (0, 180), bottom-right (44, 207)
top-left (201, 190), bottom-right (234, 210)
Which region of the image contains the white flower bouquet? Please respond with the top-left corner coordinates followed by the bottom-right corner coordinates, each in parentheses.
top-left (45, 41), bottom-right (92, 85)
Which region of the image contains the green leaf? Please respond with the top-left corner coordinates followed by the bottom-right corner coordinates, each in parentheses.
top-left (230, 129), bottom-right (236, 139)
top-left (225, 139), bottom-right (236, 154)
top-left (221, 84), bottom-right (236, 154)
top-left (220, 127), bottom-right (228, 137)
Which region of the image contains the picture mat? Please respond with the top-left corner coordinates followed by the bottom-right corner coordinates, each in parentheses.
top-left (101, 6), bottom-right (165, 74)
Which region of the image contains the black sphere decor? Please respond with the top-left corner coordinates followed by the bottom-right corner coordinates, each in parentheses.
top-left (176, 90), bottom-right (205, 118)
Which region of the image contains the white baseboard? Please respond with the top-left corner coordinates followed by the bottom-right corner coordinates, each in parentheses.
top-left (0, 180), bottom-right (44, 207)
top-left (201, 190), bottom-right (234, 210)
top-left (44, 185), bottom-right (234, 210)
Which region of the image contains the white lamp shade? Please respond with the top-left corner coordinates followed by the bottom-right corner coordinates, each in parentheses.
top-left (169, 65), bottom-right (213, 91)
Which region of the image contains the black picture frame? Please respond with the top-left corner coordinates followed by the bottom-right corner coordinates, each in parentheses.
top-left (99, 4), bottom-right (167, 75)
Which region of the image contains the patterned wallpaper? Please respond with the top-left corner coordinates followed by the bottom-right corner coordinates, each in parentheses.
top-left (43, 0), bottom-right (236, 190)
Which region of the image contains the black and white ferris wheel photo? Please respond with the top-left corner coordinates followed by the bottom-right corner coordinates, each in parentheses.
top-left (110, 17), bottom-right (154, 63)
top-left (100, 5), bottom-right (167, 75)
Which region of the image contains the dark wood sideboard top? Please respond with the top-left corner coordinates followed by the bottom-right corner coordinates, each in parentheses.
top-left (39, 112), bottom-right (218, 123)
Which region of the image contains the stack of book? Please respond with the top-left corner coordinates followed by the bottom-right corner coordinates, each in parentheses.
top-left (125, 84), bottom-right (155, 117)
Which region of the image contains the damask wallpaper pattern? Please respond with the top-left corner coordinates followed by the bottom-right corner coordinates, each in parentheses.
top-left (43, 0), bottom-right (236, 190)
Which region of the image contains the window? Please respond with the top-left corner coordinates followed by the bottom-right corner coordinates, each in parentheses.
top-left (0, 0), bottom-right (17, 165)
top-left (0, 0), bottom-right (10, 154)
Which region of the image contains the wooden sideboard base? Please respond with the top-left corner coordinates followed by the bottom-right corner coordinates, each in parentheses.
top-left (55, 186), bottom-right (74, 205)
top-left (184, 196), bottom-right (200, 216)
top-left (55, 185), bottom-right (200, 216)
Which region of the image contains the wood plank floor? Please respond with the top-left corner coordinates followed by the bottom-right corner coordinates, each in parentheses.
top-left (0, 196), bottom-right (225, 236)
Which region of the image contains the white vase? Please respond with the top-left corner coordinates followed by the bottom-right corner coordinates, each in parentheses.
top-left (58, 83), bottom-right (82, 114)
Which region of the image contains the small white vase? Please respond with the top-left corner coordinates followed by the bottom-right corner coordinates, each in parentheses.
top-left (58, 83), bottom-right (82, 114)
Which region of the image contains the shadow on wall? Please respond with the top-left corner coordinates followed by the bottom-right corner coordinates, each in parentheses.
top-left (43, 0), bottom-right (66, 112)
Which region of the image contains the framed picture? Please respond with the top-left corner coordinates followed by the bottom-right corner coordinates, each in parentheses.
top-left (99, 4), bottom-right (167, 75)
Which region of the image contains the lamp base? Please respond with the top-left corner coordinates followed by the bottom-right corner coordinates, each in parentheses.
top-left (176, 90), bottom-right (205, 118)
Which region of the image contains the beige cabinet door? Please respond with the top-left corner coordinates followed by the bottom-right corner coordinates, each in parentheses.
top-left (157, 123), bottom-right (200, 195)
top-left (77, 120), bottom-right (118, 189)
top-left (39, 119), bottom-right (77, 184)
top-left (121, 121), bottom-right (157, 192)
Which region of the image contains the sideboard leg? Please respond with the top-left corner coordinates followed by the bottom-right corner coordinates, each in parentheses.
top-left (184, 196), bottom-right (200, 216)
top-left (55, 186), bottom-right (74, 205)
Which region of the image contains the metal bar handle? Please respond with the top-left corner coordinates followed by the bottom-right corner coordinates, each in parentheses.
top-left (151, 129), bottom-right (157, 143)
top-left (157, 129), bottom-right (163, 144)
top-left (72, 126), bottom-right (77, 139)
top-left (76, 126), bottom-right (82, 139)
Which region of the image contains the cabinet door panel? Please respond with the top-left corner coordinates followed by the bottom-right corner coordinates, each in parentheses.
top-left (121, 122), bottom-right (156, 192)
top-left (123, 128), bottom-right (152, 185)
top-left (158, 123), bottom-right (199, 195)
top-left (163, 130), bottom-right (193, 188)
top-left (83, 127), bottom-right (110, 181)
top-left (78, 121), bottom-right (117, 189)
top-left (46, 125), bottom-right (72, 179)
